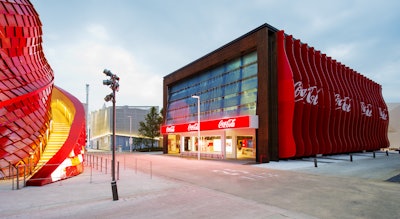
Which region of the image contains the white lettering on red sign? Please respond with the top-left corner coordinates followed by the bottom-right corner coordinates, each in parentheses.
top-left (335, 93), bottom-right (351, 112)
top-left (360, 102), bottom-right (373, 117)
top-left (379, 107), bottom-right (388, 120)
top-left (166, 126), bottom-right (175, 133)
top-left (218, 119), bottom-right (236, 129)
top-left (187, 123), bottom-right (199, 131)
top-left (294, 81), bottom-right (321, 105)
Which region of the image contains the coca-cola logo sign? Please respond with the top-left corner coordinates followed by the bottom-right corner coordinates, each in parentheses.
top-left (166, 126), bottom-right (175, 133)
top-left (379, 107), bottom-right (388, 120)
top-left (187, 123), bottom-right (199, 131)
top-left (161, 115), bottom-right (256, 134)
top-left (294, 81), bottom-right (321, 105)
top-left (218, 119), bottom-right (236, 129)
top-left (335, 94), bottom-right (351, 112)
top-left (360, 102), bottom-right (372, 117)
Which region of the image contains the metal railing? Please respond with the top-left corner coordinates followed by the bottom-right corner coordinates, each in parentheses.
top-left (3, 153), bottom-right (153, 190)
top-left (86, 153), bottom-right (152, 179)
top-left (8, 163), bottom-right (67, 190)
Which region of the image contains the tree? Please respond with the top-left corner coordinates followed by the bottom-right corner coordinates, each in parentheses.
top-left (138, 107), bottom-right (163, 149)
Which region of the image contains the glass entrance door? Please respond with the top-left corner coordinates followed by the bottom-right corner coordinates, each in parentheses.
top-left (225, 136), bottom-right (235, 158)
top-left (237, 136), bottom-right (255, 159)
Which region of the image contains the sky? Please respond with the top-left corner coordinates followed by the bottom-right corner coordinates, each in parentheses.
top-left (30, 0), bottom-right (400, 112)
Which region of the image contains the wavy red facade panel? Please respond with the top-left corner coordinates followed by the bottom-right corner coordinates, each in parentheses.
top-left (277, 31), bottom-right (390, 158)
top-left (276, 31), bottom-right (295, 158)
top-left (0, 0), bottom-right (86, 183)
top-left (0, 0), bottom-right (53, 178)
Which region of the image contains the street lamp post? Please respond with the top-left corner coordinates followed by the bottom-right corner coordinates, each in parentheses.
top-left (128, 116), bottom-right (132, 152)
top-left (86, 84), bottom-right (90, 149)
top-left (192, 95), bottom-right (200, 160)
top-left (103, 69), bottom-right (119, 201)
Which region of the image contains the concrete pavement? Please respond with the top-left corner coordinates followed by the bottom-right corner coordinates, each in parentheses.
top-left (0, 150), bottom-right (399, 218)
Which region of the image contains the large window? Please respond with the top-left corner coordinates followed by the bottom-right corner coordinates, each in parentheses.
top-left (166, 51), bottom-right (257, 125)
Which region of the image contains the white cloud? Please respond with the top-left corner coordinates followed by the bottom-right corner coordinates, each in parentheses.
top-left (45, 23), bottom-right (162, 111)
top-left (35, 0), bottom-right (400, 109)
top-left (325, 43), bottom-right (356, 62)
top-left (86, 24), bottom-right (109, 41)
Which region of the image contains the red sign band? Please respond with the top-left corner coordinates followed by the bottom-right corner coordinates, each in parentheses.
top-left (161, 115), bottom-right (258, 134)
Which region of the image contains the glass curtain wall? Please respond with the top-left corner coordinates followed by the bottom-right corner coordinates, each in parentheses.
top-left (166, 51), bottom-right (258, 124)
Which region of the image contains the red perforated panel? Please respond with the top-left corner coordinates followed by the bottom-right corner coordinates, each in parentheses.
top-left (0, 0), bottom-right (86, 183)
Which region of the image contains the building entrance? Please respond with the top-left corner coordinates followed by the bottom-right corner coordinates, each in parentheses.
top-left (167, 129), bottom-right (256, 159)
top-left (237, 136), bottom-right (255, 159)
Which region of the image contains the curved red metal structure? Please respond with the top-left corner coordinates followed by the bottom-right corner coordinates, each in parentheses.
top-left (27, 86), bottom-right (86, 186)
top-left (277, 30), bottom-right (390, 158)
top-left (276, 31), bottom-right (295, 158)
top-left (0, 0), bottom-right (86, 185)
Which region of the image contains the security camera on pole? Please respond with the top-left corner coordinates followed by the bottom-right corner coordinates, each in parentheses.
top-left (102, 69), bottom-right (119, 201)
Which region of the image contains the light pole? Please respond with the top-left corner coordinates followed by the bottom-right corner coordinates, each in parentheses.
top-left (128, 116), bottom-right (132, 152)
top-left (103, 69), bottom-right (119, 201)
top-left (192, 95), bottom-right (201, 160)
top-left (86, 84), bottom-right (90, 149)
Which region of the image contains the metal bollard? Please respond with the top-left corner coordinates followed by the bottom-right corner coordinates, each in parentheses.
top-left (314, 158), bottom-right (318, 168)
top-left (111, 180), bottom-right (118, 201)
top-left (90, 164), bottom-right (92, 183)
top-left (100, 157), bottom-right (103, 172)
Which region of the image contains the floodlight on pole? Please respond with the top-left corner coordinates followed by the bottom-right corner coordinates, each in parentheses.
top-left (103, 79), bottom-right (113, 86)
top-left (192, 95), bottom-right (201, 160)
top-left (103, 69), bottom-right (113, 77)
top-left (104, 93), bottom-right (114, 102)
top-left (102, 68), bottom-right (119, 201)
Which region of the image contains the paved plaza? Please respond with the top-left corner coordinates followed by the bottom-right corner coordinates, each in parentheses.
top-left (0, 150), bottom-right (399, 218)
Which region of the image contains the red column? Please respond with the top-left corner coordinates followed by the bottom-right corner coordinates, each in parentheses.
top-left (356, 72), bottom-right (367, 151)
top-left (368, 79), bottom-right (380, 150)
top-left (294, 39), bottom-right (313, 156)
top-left (376, 83), bottom-right (390, 148)
top-left (344, 63), bottom-right (355, 152)
top-left (349, 69), bottom-right (363, 151)
top-left (327, 57), bottom-right (342, 153)
top-left (315, 51), bottom-right (333, 154)
top-left (361, 75), bottom-right (373, 150)
top-left (276, 30), bottom-right (296, 158)
top-left (309, 48), bottom-right (329, 154)
top-left (334, 61), bottom-right (350, 153)
top-left (301, 43), bottom-right (320, 155)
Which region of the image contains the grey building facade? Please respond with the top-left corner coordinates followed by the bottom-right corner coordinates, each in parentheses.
top-left (90, 105), bottom-right (160, 151)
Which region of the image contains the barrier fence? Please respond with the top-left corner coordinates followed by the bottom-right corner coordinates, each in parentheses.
top-left (2, 153), bottom-right (153, 190)
top-left (85, 153), bottom-right (152, 179)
